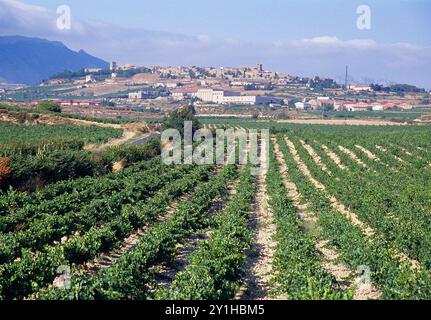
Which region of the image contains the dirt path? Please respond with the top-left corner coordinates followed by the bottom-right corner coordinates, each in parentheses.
top-left (355, 145), bottom-right (380, 162)
top-left (284, 136), bottom-right (421, 271)
top-left (155, 137), bottom-right (250, 291)
top-left (272, 138), bottom-right (380, 300)
top-left (354, 145), bottom-right (398, 172)
top-left (156, 175), bottom-right (240, 289)
top-left (273, 139), bottom-right (318, 226)
top-left (338, 146), bottom-right (368, 169)
top-left (285, 136), bottom-right (375, 238)
top-left (32, 113), bottom-right (154, 152)
top-left (400, 147), bottom-right (414, 157)
top-left (84, 130), bottom-right (139, 152)
top-left (300, 140), bottom-right (332, 176)
top-left (37, 116), bottom-right (123, 129)
top-left (238, 172), bottom-right (278, 300)
top-left (376, 145), bottom-right (406, 163)
top-left (78, 163), bottom-right (229, 277)
top-left (84, 130), bottom-right (135, 151)
top-left (80, 192), bottom-right (191, 276)
top-left (375, 145), bottom-right (387, 152)
top-left (321, 144), bottom-right (347, 170)
top-left (276, 119), bottom-right (408, 126)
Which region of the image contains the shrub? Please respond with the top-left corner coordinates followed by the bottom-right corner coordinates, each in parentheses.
top-left (8, 150), bottom-right (101, 190)
top-left (101, 139), bottom-right (161, 168)
top-left (37, 100), bottom-right (62, 113)
top-left (0, 158), bottom-right (12, 189)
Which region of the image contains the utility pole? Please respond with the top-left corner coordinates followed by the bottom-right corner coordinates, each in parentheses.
top-left (345, 66), bottom-right (349, 89)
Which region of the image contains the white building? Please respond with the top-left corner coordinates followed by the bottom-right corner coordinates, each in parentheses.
top-left (172, 92), bottom-right (185, 100)
top-left (194, 89), bottom-right (227, 103)
top-left (155, 82), bottom-right (178, 89)
top-left (118, 64), bottom-right (136, 71)
top-left (348, 84), bottom-right (372, 92)
top-left (194, 88), bottom-right (280, 105)
top-left (85, 75), bottom-right (96, 83)
top-left (222, 95), bottom-right (257, 105)
top-left (295, 102), bottom-right (311, 110)
top-left (344, 102), bottom-right (370, 112)
top-left (84, 68), bottom-right (103, 73)
top-left (230, 81), bottom-right (253, 87)
top-left (171, 88), bottom-right (196, 100)
top-left (371, 104), bottom-right (384, 111)
top-left (128, 91), bottom-right (146, 100)
top-left (110, 61), bottom-right (118, 71)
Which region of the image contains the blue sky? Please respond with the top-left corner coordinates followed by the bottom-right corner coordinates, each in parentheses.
top-left (24, 0), bottom-right (431, 45)
top-left (1, 0), bottom-right (431, 87)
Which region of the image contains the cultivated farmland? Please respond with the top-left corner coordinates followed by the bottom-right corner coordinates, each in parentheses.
top-left (0, 121), bottom-right (430, 300)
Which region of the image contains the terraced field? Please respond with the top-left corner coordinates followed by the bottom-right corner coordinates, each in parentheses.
top-left (1, 123), bottom-right (430, 300)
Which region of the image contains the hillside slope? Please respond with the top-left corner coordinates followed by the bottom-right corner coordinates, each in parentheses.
top-left (0, 36), bottom-right (108, 85)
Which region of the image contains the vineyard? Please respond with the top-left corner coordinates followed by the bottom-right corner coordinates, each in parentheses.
top-left (0, 120), bottom-right (430, 300)
top-left (0, 122), bottom-right (160, 190)
top-left (0, 123), bottom-right (122, 155)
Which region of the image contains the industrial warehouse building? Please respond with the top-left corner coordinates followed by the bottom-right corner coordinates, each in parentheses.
top-left (194, 89), bottom-right (281, 105)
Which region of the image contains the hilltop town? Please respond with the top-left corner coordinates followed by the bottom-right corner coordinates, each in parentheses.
top-left (1, 62), bottom-right (430, 122)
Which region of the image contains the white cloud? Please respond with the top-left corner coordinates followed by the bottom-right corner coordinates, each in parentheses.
top-left (1, 0), bottom-right (430, 88)
top-left (298, 36), bottom-right (377, 48)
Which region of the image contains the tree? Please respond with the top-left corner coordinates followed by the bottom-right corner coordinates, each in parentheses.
top-left (38, 100), bottom-right (62, 113)
top-left (288, 99), bottom-right (300, 108)
top-left (162, 105), bottom-right (201, 137)
top-left (322, 103), bottom-right (334, 112)
top-left (371, 83), bottom-right (383, 92)
top-left (275, 112), bottom-right (290, 120)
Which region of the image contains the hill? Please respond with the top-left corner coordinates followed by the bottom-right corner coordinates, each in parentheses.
top-left (0, 36), bottom-right (108, 85)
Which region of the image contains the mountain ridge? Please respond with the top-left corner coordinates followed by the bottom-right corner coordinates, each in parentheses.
top-left (0, 35), bottom-right (108, 85)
